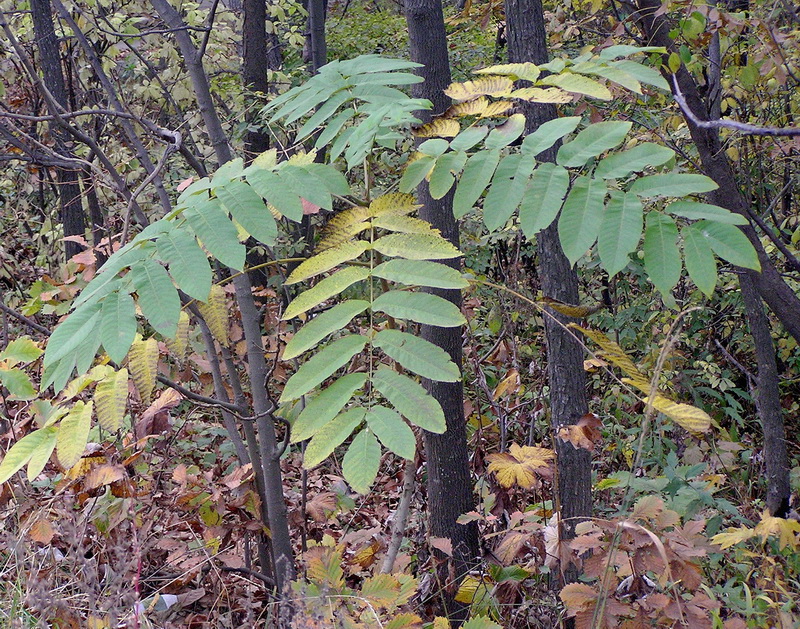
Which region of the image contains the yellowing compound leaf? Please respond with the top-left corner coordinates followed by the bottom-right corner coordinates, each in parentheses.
top-left (480, 100), bottom-right (514, 117)
top-left (373, 233), bottom-right (461, 260)
top-left (197, 284), bottom-right (228, 346)
top-left (444, 97), bottom-right (489, 117)
top-left (570, 325), bottom-right (646, 384)
top-left (754, 511), bottom-right (800, 550)
top-left (510, 87), bottom-right (574, 103)
top-left (486, 443), bottom-right (554, 488)
top-left (476, 62), bottom-right (541, 82)
top-left (318, 206), bottom-right (370, 251)
top-left (539, 297), bottom-right (603, 318)
top-left (286, 241), bottom-right (369, 285)
top-left (369, 193), bottom-right (420, 218)
top-left (541, 73), bottom-right (612, 100)
top-left (94, 368), bottom-right (128, 432)
top-left (129, 337), bottom-right (158, 402)
top-left (643, 395), bottom-right (712, 433)
top-left (413, 118), bottom-right (461, 138)
top-left (56, 401), bottom-right (93, 469)
top-left (444, 77), bottom-right (513, 102)
top-left (165, 311), bottom-right (190, 359)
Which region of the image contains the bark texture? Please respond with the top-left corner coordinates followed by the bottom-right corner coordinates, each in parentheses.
top-left (405, 0), bottom-right (480, 622)
top-left (505, 0), bottom-right (591, 579)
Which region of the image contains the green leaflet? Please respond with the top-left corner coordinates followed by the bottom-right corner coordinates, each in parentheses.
top-left (303, 163), bottom-right (350, 197)
top-left (371, 215), bottom-right (437, 235)
top-left (599, 45), bottom-right (667, 60)
top-left (484, 114), bottom-right (526, 149)
top-left (0, 368), bottom-right (37, 400)
top-left (284, 300), bottom-right (370, 360)
top-left (613, 60), bottom-right (669, 90)
top-left (594, 143), bottom-right (675, 179)
top-left (72, 243), bottom-right (149, 309)
top-left (598, 191), bottom-right (643, 277)
top-left (429, 151), bottom-right (468, 199)
top-left (156, 227), bottom-right (212, 302)
top-left (342, 428), bottom-right (382, 494)
top-left (556, 121), bottom-right (632, 168)
top-left (75, 332), bottom-right (103, 379)
top-left (629, 173), bottom-right (719, 197)
top-left (371, 259), bottom-right (468, 289)
top-left (682, 223), bottom-right (718, 297)
top-left (571, 61), bottom-right (642, 94)
top-left (279, 164), bottom-right (332, 212)
top-left (245, 168), bottom-right (304, 221)
top-left (373, 329), bottom-right (460, 382)
top-left (43, 349), bottom-right (78, 393)
top-left (540, 72), bottom-right (612, 100)
top-left (666, 201), bottom-right (747, 225)
top-left (280, 334), bottom-right (368, 402)
top-left (366, 405), bottom-right (416, 460)
top-left (290, 372), bottom-right (367, 442)
top-left (0, 426), bottom-right (57, 484)
top-left (315, 109), bottom-right (356, 150)
top-left (184, 196), bottom-right (245, 271)
top-left (371, 291), bottom-right (466, 327)
top-left (1, 338), bottom-right (43, 365)
top-left (519, 163), bottom-right (570, 238)
top-left (26, 426), bottom-right (58, 480)
top-left (643, 213), bottom-right (681, 296)
top-left (372, 233), bottom-right (461, 260)
top-left (449, 126), bottom-right (489, 152)
top-left (44, 301), bottom-right (102, 367)
top-left (399, 155), bottom-right (436, 193)
top-left (100, 290), bottom-right (137, 364)
top-left (286, 241), bottom-right (370, 285)
top-left (558, 177), bottom-right (608, 265)
top-left (694, 220), bottom-right (760, 270)
top-left (418, 139), bottom-right (450, 157)
top-left (129, 259), bottom-right (180, 338)
top-left (483, 154), bottom-right (536, 232)
top-left (520, 116), bottom-right (581, 157)
top-left (215, 178), bottom-right (278, 245)
top-left (283, 267), bottom-right (370, 320)
top-left (453, 149), bottom-right (501, 218)
top-left (304, 407), bottom-right (367, 468)
top-left (372, 367), bottom-right (445, 433)
top-left (56, 400), bottom-right (92, 469)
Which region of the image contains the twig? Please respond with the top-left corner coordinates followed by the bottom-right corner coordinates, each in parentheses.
top-left (381, 457), bottom-right (417, 574)
top-left (155, 375), bottom-right (245, 415)
top-left (0, 301), bottom-right (51, 336)
top-left (672, 74), bottom-right (800, 136)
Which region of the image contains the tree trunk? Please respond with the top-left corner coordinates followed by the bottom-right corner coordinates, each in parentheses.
top-left (505, 0), bottom-right (591, 584)
top-left (243, 0), bottom-right (280, 158)
top-left (307, 0), bottom-right (327, 73)
top-left (404, 0), bottom-right (480, 623)
top-left (29, 0), bottom-right (86, 261)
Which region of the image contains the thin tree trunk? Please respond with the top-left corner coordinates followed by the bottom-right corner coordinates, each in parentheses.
top-left (404, 0), bottom-right (480, 623)
top-left (307, 0), bottom-right (327, 73)
top-left (505, 0), bottom-right (591, 586)
top-left (243, 0), bottom-right (280, 158)
top-left (29, 0), bottom-right (85, 261)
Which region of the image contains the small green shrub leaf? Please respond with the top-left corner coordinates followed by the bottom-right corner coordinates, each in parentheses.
top-left (0, 368), bottom-right (37, 400)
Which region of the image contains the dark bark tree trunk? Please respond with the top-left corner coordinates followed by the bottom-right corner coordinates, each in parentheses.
top-left (404, 0), bottom-right (480, 622)
top-left (505, 0), bottom-right (591, 583)
top-left (631, 0), bottom-right (791, 517)
top-left (29, 0), bottom-right (86, 261)
top-left (307, 0), bottom-right (327, 73)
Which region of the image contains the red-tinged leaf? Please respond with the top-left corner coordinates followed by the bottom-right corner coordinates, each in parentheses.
top-left (430, 536), bottom-right (453, 556)
top-left (177, 177), bottom-right (195, 192)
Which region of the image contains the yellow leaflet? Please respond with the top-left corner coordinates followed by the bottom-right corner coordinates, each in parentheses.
top-left (476, 62), bottom-right (541, 82)
top-left (444, 76), bottom-right (514, 102)
top-left (444, 96), bottom-right (489, 117)
top-left (413, 118), bottom-right (460, 138)
top-left (165, 311), bottom-right (190, 359)
top-left (197, 284), bottom-right (229, 346)
top-left (129, 337), bottom-right (158, 402)
top-left (94, 368), bottom-right (129, 432)
top-left (368, 192), bottom-right (420, 218)
top-left (510, 87), bottom-right (573, 103)
top-left (480, 100), bottom-right (514, 117)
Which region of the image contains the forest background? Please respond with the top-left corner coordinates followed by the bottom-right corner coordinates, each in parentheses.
top-left (0, 0), bottom-right (799, 626)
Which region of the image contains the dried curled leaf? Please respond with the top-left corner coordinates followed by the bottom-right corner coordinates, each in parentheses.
top-left (557, 413), bottom-right (603, 451)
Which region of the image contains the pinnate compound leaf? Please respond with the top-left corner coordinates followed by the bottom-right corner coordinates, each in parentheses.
top-left (0, 368), bottom-right (37, 400)
top-left (444, 77), bottom-right (513, 101)
top-left (452, 149), bottom-right (501, 218)
top-left (598, 191), bottom-right (643, 277)
top-left (283, 301), bottom-right (369, 360)
top-left (130, 259), bottom-right (180, 338)
top-left (372, 233), bottom-right (461, 260)
top-left (520, 116), bottom-right (581, 157)
top-left (558, 177), bottom-right (607, 265)
top-left (1, 338), bottom-right (43, 364)
top-left (156, 228), bottom-right (211, 302)
top-left (129, 337), bottom-right (159, 402)
top-left (286, 241), bottom-right (369, 285)
top-left (630, 173), bottom-right (719, 197)
top-left (519, 163), bottom-right (569, 238)
top-left (94, 368), bottom-right (129, 432)
top-left (183, 196), bottom-right (245, 271)
top-left (166, 311), bottom-right (191, 359)
top-left (56, 401), bottom-right (92, 469)
top-left (304, 407), bottom-right (366, 468)
top-left (342, 428), bottom-right (381, 494)
top-left (557, 121), bottom-right (632, 168)
top-left (373, 329), bottom-right (460, 382)
top-left (666, 201), bottom-right (746, 224)
top-left (372, 259), bottom-right (468, 289)
top-left (197, 284), bottom-right (229, 346)
top-left (280, 334), bottom-right (368, 402)
top-left (594, 143), bottom-right (675, 179)
top-left (290, 373), bottom-right (367, 442)
top-left (693, 220), bottom-right (760, 270)
top-left (569, 325), bottom-right (648, 385)
top-left (100, 290), bottom-right (137, 364)
top-left (44, 301), bottom-right (102, 369)
top-left (682, 223), bottom-right (718, 296)
top-left (372, 368), bottom-right (445, 433)
top-left (643, 213), bottom-right (681, 296)
top-left (283, 267), bottom-right (370, 320)
top-left (486, 443), bottom-right (554, 488)
top-left (366, 406), bottom-right (416, 459)
top-left (372, 291), bottom-right (466, 327)
top-left (0, 427), bottom-right (57, 484)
